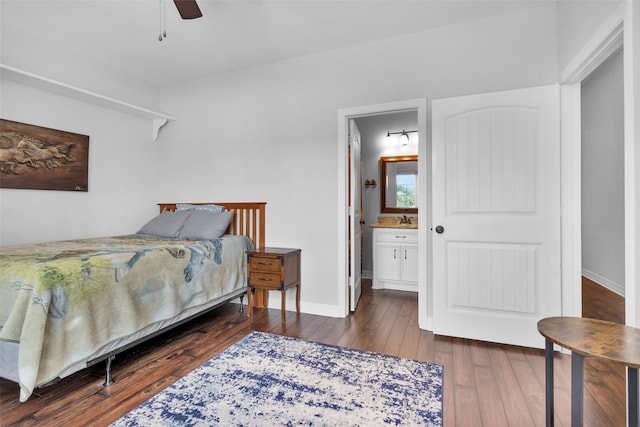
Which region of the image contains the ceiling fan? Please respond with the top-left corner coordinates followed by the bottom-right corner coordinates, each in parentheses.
top-left (158, 0), bottom-right (202, 41)
top-left (173, 0), bottom-right (202, 20)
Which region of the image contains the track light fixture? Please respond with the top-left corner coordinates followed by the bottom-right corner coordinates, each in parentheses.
top-left (386, 129), bottom-right (418, 145)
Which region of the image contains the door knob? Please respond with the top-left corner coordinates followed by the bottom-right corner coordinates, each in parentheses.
top-left (360, 220), bottom-right (366, 225)
top-left (435, 225), bottom-right (445, 234)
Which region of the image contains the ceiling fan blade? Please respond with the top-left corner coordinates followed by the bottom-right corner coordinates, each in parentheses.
top-left (173, 0), bottom-right (202, 19)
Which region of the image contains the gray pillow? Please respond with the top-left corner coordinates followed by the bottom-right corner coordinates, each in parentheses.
top-left (178, 210), bottom-right (234, 240)
top-left (137, 211), bottom-right (191, 237)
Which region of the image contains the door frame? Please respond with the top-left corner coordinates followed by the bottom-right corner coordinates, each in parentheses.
top-left (559, 2), bottom-right (638, 326)
top-left (337, 98), bottom-right (429, 327)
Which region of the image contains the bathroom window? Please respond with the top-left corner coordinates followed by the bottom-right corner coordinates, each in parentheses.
top-left (396, 174), bottom-right (416, 208)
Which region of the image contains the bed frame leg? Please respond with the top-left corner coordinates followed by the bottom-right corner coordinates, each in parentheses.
top-left (103, 355), bottom-right (115, 386)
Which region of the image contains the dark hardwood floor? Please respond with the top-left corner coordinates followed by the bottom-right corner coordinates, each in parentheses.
top-left (0, 278), bottom-right (627, 426)
top-left (582, 275), bottom-right (625, 324)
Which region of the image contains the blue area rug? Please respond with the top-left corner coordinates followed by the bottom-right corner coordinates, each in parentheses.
top-left (111, 331), bottom-right (443, 426)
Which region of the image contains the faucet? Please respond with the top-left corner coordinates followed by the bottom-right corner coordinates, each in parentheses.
top-left (400, 215), bottom-right (410, 224)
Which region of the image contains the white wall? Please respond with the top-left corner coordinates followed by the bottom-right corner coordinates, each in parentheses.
top-left (157, 5), bottom-right (558, 316)
top-left (556, 0), bottom-right (624, 75)
top-left (581, 49), bottom-right (625, 295)
top-left (0, 17), bottom-right (160, 111)
top-left (0, 80), bottom-right (162, 246)
top-left (0, 0), bottom-right (169, 246)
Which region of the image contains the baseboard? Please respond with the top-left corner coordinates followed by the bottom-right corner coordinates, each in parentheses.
top-left (372, 281), bottom-right (418, 293)
top-left (582, 268), bottom-right (625, 297)
top-left (362, 270), bottom-right (372, 279)
top-left (232, 301), bottom-right (345, 318)
top-left (263, 291), bottom-right (345, 318)
top-left (230, 292), bottom-right (345, 318)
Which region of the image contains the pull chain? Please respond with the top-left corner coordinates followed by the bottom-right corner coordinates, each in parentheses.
top-left (158, 0), bottom-right (162, 41)
top-left (158, 0), bottom-right (167, 41)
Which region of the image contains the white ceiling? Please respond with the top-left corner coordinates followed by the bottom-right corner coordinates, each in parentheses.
top-left (1, 0), bottom-right (553, 87)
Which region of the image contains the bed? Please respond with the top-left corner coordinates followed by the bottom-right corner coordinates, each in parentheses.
top-left (0, 201), bottom-right (265, 402)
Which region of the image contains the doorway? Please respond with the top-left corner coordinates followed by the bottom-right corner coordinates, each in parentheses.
top-left (337, 98), bottom-right (429, 328)
top-left (558, 11), bottom-right (638, 325)
top-left (353, 111), bottom-right (419, 283)
top-left (581, 47), bottom-right (626, 319)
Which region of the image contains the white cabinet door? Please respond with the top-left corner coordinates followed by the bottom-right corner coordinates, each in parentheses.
top-left (401, 245), bottom-right (419, 283)
top-left (376, 243), bottom-right (400, 281)
top-left (432, 85), bottom-right (561, 349)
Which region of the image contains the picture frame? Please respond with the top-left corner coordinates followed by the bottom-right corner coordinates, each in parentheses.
top-left (0, 119), bottom-right (89, 191)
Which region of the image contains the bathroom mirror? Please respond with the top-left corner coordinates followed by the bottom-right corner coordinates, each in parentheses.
top-left (380, 155), bottom-right (418, 213)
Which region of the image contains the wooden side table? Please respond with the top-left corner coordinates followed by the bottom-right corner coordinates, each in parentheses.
top-left (537, 317), bottom-right (640, 427)
top-left (246, 247), bottom-right (301, 322)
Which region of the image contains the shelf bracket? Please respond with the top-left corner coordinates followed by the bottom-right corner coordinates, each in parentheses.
top-left (153, 118), bottom-right (169, 142)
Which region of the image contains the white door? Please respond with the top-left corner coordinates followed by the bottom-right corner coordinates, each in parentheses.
top-left (349, 120), bottom-right (362, 311)
top-left (432, 85), bottom-right (561, 349)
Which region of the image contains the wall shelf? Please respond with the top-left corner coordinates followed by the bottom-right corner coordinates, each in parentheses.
top-left (0, 64), bottom-right (175, 141)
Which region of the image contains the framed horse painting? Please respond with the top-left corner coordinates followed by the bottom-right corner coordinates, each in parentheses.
top-left (0, 119), bottom-right (89, 191)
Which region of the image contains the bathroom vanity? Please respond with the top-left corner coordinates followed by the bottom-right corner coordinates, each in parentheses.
top-left (371, 221), bottom-right (418, 292)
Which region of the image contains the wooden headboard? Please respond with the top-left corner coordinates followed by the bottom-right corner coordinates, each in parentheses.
top-left (158, 202), bottom-right (266, 249)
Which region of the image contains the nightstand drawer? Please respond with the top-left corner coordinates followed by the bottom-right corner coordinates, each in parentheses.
top-left (248, 255), bottom-right (281, 272)
top-left (249, 271), bottom-right (282, 289)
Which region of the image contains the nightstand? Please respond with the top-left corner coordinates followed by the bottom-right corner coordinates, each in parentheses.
top-left (246, 247), bottom-right (301, 322)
